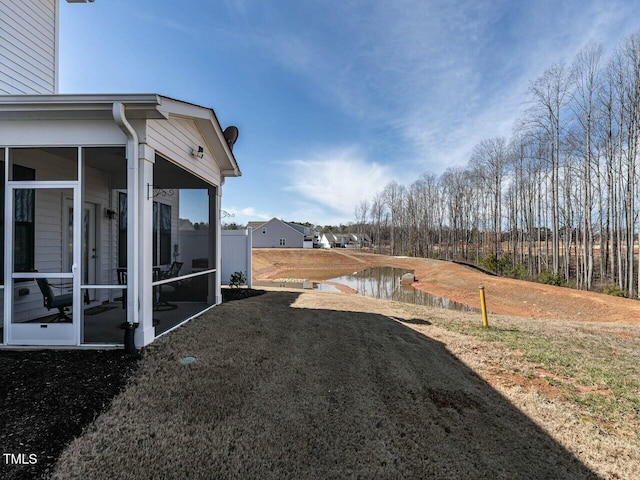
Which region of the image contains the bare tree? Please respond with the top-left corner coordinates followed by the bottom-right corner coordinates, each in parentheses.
top-left (570, 42), bottom-right (603, 289)
top-left (470, 137), bottom-right (509, 258)
top-left (526, 61), bottom-right (570, 276)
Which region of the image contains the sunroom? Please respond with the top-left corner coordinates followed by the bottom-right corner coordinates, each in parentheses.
top-left (0, 94), bottom-right (240, 348)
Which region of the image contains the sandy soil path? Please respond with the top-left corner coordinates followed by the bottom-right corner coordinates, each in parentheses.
top-left (53, 291), bottom-right (596, 479)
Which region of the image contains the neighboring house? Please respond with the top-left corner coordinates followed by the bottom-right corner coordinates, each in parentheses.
top-left (319, 232), bottom-right (337, 249)
top-left (319, 232), bottom-right (349, 248)
top-left (349, 233), bottom-right (372, 248)
top-left (249, 218), bottom-right (314, 248)
top-left (0, 0), bottom-right (241, 348)
top-left (320, 232), bottom-right (372, 249)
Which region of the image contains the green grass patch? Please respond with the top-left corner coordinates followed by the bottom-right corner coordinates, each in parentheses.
top-left (424, 314), bottom-right (640, 431)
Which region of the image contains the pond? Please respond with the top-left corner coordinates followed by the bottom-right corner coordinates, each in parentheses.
top-left (255, 267), bottom-right (477, 312)
top-left (322, 266), bottom-right (478, 312)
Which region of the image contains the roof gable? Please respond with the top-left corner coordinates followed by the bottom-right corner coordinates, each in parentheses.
top-left (0, 93), bottom-right (241, 177)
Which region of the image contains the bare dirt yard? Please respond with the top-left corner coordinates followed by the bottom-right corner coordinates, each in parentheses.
top-left (253, 248), bottom-right (640, 323)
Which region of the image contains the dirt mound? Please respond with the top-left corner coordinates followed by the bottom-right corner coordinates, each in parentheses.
top-left (253, 249), bottom-right (640, 324)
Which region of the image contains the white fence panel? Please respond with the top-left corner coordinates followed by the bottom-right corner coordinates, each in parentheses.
top-left (221, 229), bottom-right (252, 287)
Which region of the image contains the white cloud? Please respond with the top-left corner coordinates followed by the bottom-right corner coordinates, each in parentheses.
top-left (246, 0), bottom-right (640, 173)
top-left (222, 206), bottom-right (272, 225)
top-left (283, 146), bottom-right (395, 220)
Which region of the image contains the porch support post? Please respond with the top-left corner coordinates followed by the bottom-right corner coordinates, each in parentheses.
top-left (136, 144), bottom-right (155, 347)
top-left (3, 148), bottom-right (9, 345)
top-left (113, 103), bottom-right (139, 329)
top-left (209, 184), bottom-right (222, 305)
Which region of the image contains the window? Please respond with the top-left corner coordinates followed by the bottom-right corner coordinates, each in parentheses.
top-left (279, 238), bottom-right (286, 246)
top-left (153, 201), bottom-right (171, 265)
top-left (120, 196), bottom-right (172, 267)
top-left (118, 192), bottom-right (127, 268)
top-left (159, 203), bottom-right (171, 264)
top-left (153, 201), bottom-right (158, 265)
top-left (0, 163), bottom-right (36, 274)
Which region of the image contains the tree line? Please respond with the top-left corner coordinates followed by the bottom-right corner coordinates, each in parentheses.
top-left (353, 33), bottom-right (640, 298)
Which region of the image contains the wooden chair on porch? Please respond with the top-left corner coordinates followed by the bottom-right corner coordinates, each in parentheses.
top-left (35, 277), bottom-right (73, 323)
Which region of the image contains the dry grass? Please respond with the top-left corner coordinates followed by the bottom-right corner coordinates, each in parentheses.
top-left (291, 291), bottom-right (640, 479)
top-left (52, 290), bottom-right (606, 479)
top-left (390, 303), bottom-right (640, 479)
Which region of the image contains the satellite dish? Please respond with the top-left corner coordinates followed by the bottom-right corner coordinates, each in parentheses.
top-left (223, 126), bottom-right (239, 151)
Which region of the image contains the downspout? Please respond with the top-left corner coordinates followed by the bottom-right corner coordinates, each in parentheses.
top-left (113, 102), bottom-right (139, 354)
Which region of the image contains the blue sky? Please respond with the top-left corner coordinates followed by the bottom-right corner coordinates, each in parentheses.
top-left (59, 0), bottom-right (640, 226)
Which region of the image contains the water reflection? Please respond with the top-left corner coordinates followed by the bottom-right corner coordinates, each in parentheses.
top-left (325, 267), bottom-right (478, 312)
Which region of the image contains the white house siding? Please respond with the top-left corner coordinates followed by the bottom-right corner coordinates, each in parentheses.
top-left (252, 219), bottom-right (303, 248)
top-left (146, 117), bottom-right (222, 187)
top-left (0, 0), bottom-right (57, 94)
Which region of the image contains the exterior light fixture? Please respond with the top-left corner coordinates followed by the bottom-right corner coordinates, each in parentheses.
top-left (191, 146), bottom-right (204, 159)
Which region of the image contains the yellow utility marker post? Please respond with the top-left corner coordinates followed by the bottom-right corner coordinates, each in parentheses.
top-left (479, 285), bottom-right (489, 328)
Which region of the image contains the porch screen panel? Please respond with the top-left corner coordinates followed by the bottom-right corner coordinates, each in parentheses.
top-left (82, 147), bottom-right (127, 286)
top-left (152, 155), bottom-right (217, 338)
top-left (177, 189), bottom-right (211, 276)
top-left (81, 287), bottom-right (127, 345)
top-left (12, 275), bottom-right (74, 325)
top-left (10, 147), bottom-right (78, 181)
top-left (154, 271), bottom-right (216, 337)
top-left (0, 162), bottom-right (36, 279)
top-left (0, 288), bottom-right (4, 344)
top-left (13, 187), bottom-right (74, 275)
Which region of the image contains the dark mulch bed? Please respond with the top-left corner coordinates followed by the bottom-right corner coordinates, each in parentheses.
top-left (221, 287), bottom-right (266, 302)
top-left (0, 350), bottom-right (139, 480)
top-left (0, 291), bottom-right (259, 479)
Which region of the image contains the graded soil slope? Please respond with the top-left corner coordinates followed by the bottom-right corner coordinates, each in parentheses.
top-left (53, 291), bottom-right (597, 479)
top-left (252, 248), bottom-right (640, 323)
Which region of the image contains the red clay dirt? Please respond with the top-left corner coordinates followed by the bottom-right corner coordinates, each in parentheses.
top-left (252, 248), bottom-right (640, 324)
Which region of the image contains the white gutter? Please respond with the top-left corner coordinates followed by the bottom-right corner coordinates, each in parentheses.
top-left (112, 102), bottom-right (139, 327)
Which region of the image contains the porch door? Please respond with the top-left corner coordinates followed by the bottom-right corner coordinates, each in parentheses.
top-left (8, 183), bottom-right (80, 345)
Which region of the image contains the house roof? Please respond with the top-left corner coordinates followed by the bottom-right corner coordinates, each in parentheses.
top-left (0, 93), bottom-right (241, 177)
top-left (284, 222), bottom-right (312, 235)
top-left (249, 217), bottom-right (306, 237)
top-left (247, 221), bottom-right (266, 230)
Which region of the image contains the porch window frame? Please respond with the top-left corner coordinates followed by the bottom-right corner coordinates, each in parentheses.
top-left (0, 162), bottom-right (36, 276)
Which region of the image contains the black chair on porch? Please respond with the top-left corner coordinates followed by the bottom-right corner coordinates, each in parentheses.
top-left (154, 262), bottom-right (182, 311)
top-left (117, 267), bottom-right (160, 326)
top-left (116, 268), bottom-right (127, 309)
top-left (35, 277), bottom-right (73, 323)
